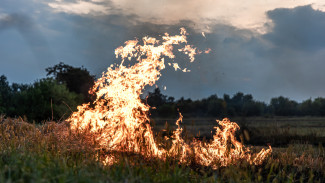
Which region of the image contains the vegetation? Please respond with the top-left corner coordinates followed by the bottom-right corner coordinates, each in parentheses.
top-left (147, 88), bottom-right (325, 118)
top-left (0, 63), bottom-right (94, 122)
top-left (13, 78), bottom-right (83, 122)
top-left (2, 63), bottom-right (325, 182)
top-left (153, 116), bottom-right (325, 147)
top-left (0, 116), bottom-right (325, 182)
top-left (2, 63), bottom-right (325, 122)
top-left (46, 62), bottom-right (95, 102)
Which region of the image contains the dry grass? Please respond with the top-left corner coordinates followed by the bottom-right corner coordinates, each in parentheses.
top-left (1, 116), bottom-right (325, 182)
top-left (152, 117), bottom-right (325, 145)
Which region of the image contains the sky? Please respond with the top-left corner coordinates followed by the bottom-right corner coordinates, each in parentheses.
top-left (1, 0), bottom-right (325, 103)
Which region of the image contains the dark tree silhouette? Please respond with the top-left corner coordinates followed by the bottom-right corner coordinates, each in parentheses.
top-left (46, 62), bottom-right (95, 102)
top-left (0, 75), bottom-right (11, 114)
top-left (270, 96), bottom-right (298, 116)
top-left (147, 88), bottom-right (167, 107)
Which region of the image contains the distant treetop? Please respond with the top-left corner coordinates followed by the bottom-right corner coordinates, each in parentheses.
top-left (46, 62), bottom-right (95, 102)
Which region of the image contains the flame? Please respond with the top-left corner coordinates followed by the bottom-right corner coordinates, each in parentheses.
top-left (202, 32), bottom-right (206, 38)
top-left (68, 28), bottom-right (271, 168)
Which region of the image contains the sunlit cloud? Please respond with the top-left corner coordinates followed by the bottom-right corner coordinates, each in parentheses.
top-left (47, 0), bottom-right (325, 33)
top-left (48, 1), bottom-right (109, 15)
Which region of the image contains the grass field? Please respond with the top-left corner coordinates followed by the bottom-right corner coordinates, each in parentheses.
top-left (1, 116), bottom-right (325, 182)
top-left (152, 116), bottom-right (325, 146)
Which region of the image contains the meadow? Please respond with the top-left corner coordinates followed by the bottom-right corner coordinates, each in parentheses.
top-left (1, 115), bottom-right (325, 182)
top-left (152, 117), bottom-right (325, 146)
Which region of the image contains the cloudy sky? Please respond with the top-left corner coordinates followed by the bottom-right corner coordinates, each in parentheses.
top-left (1, 0), bottom-right (325, 102)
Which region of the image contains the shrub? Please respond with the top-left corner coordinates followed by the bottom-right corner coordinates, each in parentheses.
top-left (10, 78), bottom-right (83, 122)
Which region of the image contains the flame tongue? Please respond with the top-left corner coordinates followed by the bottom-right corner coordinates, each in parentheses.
top-left (68, 28), bottom-right (271, 168)
top-left (69, 28), bottom-right (190, 156)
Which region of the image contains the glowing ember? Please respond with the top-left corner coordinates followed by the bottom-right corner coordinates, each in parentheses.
top-left (68, 28), bottom-right (271, 168)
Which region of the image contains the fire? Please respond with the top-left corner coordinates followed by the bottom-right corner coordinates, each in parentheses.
top-left (68, 28), bottom-right (271, 168)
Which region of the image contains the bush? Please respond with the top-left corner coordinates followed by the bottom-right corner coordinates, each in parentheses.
top-left (9, 78), bottom-right (83, 122)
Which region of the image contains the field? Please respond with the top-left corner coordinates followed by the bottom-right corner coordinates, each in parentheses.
top-left (1, 116), bottom-right (325, 182)
top-left (152, 117), bottom-right (325, 146)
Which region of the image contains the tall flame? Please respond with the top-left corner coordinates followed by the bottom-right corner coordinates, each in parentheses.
top-left (68, 28), bottom-right (271, 168)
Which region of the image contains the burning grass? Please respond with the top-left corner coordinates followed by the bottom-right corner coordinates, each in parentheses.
top-left (67, 28), bottom-right (271, 168)
top-left (1, 116), bottom-right (325, 182)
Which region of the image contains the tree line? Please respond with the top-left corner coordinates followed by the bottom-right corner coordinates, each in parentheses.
top-left (1, 62), bottom-right (325, 122)
top-left (147, 88), bottom-right (325, 118)
top-left (0, 62), bottom-right (94, 122)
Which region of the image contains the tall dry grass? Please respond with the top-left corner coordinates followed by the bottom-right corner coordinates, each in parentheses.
top-left (1, 116), bottom-right (325, 182)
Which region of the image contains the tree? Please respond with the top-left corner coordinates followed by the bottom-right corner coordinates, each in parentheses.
top-left (223, 94), bottom-right (235, 116)
top-left (147, 88), bottom-right (177, 117)
top-left (313, 97), bottom-right (325, 116)
top-left (176, 97), bottom-right (194, 117)
top-left (299, 98), bottom-right (315, 115)
top-left (12, 78), bottom-right (83, 122)
top-left (270, 96), bottom-right (298, 116)
top-left (0, 75), bottom-right (12, 114)
top-left (205, 94), bottom-right (225, 117)
top-left (46, 62), bottom-right (95, 102)
top-left (147, 88), bottom-right (167, 107)
top-left (299, 97), bottom-right (325, 116)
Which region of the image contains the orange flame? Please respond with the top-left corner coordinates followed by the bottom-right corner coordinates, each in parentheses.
top-left (68, 28), bottom-right (271, 168)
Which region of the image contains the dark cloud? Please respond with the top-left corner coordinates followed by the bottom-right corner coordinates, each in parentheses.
top-left (256, 5), bottom-right (325, 101)
top-left (0, 13), bottom-right (33, 30)
top-left (2, 2), bottom-right (325, 103)
top-left (264, 5), bottom-right (325, 52)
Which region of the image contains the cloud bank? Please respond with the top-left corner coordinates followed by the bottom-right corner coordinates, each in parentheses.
top-left (48, 0), bottom-right (325, 33)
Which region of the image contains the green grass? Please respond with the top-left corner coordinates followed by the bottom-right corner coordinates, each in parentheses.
top-left (1, 116), bottom-right (325, 182)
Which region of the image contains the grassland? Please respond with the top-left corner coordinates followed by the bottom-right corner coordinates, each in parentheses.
top-left (1, 116), bottom-right (325, 182)
top-left (152, 116), bottom-right (325, 146)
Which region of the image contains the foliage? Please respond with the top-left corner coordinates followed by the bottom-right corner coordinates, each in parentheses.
top-left (269, 96), bottom-right (299, 116)
top-left (46, 62), bottom-right (95, 102)
top-left (0, 117), bottom-right (325, 182)
top-left (13, 78), bottom-right (83, 122)
top-left (147, 89), bottom-right (325, 118)
top-left (148, 90), bottom-right (267, 118)
top-left (3, 62), bottom-right (325, 123)
top-left (0, 76), bottom-right (83, 122)
top-left (299, 98), bottom-right (325, 116)
top-left (0, 75), bottom-right (12, 114)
